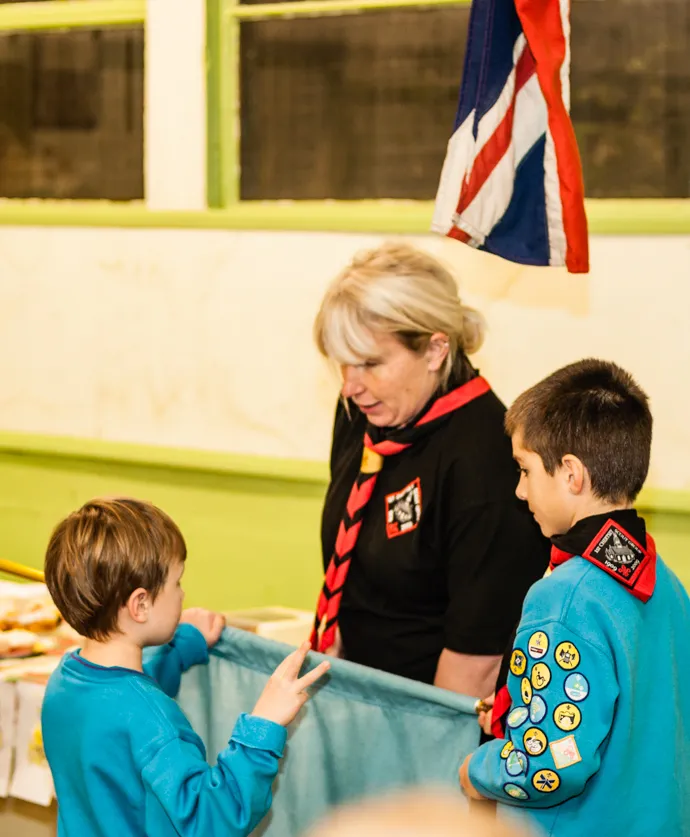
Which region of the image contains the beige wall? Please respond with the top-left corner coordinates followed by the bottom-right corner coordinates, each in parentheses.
top-left (0, 227), bottom-right (688, 491)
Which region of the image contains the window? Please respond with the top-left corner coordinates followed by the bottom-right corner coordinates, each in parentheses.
top-left (0, 26), bottom-right (144, 199)
top-left (238, 0), bottom-right (689, 200)
top-left (239, 6), bottom-right (469, 200)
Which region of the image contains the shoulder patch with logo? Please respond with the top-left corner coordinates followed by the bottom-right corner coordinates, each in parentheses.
top-left (555, 641), bottom-right (580, 670)
top-left (533, 769), bottom-right (561, 793)
top-left (583, 519), bottom-right (646, 583)
top-left (554, 702), bottom-right (581, 732)
top-left (510, 649), bottom-right (527, 676)
top-left (521, 676), bottom-right (533, 705)
top-left (564, 672), bottom-right (589, 702)
top-left (528, 631), bottom-right (549, 659)
top-left (531, 662), bottom-right (551, 690)
top-left (385, 478), bottom-right (422, 539)
top-left (523, 727), bottom-right (548, 756)
top-left (549, 735), bottom-right (582, 769)
top-left (504, 783), bottom-right (530, 800)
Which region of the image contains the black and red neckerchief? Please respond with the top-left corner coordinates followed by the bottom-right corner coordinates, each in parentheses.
top-left (310, 375), bottom-right (491, 653)
top-left (490, 509), bottom-right (656, 738)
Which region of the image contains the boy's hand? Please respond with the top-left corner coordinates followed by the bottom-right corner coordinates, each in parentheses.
top-left (252, 641), bottom-right (330, 727)
top-left (477, 692), bottom-right (495, 736)
top-left (180, 608), bottom-right (225, 648)
top-left (459, 754), bottom-right (486, 801)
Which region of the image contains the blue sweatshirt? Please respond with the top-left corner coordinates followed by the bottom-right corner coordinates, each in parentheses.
top-left (468, 515), bottom-right (690, 836)
top-left (42, 624), bottom-right (287, 837)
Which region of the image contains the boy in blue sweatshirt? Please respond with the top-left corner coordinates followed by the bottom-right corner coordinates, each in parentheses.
top-left (41, 498), bottom-right (330, 837)
top-left (460, 359), bottom-right (690, 836)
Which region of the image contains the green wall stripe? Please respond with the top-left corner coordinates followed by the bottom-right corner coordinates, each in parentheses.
top-left (0, 199), bottom-right (688, 234)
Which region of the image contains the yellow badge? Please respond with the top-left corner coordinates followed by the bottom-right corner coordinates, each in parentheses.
top-left (523, 727), bottom-right (548, 756)
top-left (500, 740), bottom-right (515, 759)
top-left (554, 702), bottom-right (582, 732)
top-left (533, 769), bottom-right (561, 793)
top-left (528, 631), bottom-right (549, 660)
top-left (521, 676), bottom-right (533, 705)
top-left (360, 447), bottom-right (384, 474)
top-left (555, 641), bottom-right (580, 670)
top-left (510, 648), bottom-right (527, 676)
top-left (531, 662), bottom-right (551, 691)
top-left (549, 735), bottom-right (582, 770)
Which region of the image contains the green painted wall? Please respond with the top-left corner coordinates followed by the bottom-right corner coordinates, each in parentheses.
top-left (1, 434), bottom-right (689, 607)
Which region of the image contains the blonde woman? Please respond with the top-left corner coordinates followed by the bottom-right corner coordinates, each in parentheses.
top-left (310, 242), bottom-right (549, 699)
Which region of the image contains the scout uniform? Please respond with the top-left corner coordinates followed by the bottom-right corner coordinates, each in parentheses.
top-left (469, 510), bottom-right (690, 836)
top-left (313, 361), bottom-right (550, 682)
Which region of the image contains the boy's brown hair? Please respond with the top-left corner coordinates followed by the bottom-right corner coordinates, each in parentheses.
top-left (44, 498), bottom-right (186, 640)
top-left (505, 359), bottom-right (652, 503)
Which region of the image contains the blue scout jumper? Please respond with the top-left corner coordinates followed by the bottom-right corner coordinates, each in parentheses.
top-left (469, 510), bottom-right (690, 837)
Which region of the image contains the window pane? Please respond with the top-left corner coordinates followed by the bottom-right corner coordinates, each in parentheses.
top-left (572, 0), bottom-right (690, 198)
top-left (0, 27), bottom-right (144, 200)
top-left (239, 7), bottom-right (468, 200)
top-left (239, 1), bottom-right (689, 200)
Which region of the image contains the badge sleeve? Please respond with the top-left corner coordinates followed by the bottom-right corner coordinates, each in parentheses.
top-left (467, 620), bottom-right (619, 808)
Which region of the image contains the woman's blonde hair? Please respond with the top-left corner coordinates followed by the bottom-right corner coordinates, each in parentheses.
top-left (314, 242), bottom-right (486, 387)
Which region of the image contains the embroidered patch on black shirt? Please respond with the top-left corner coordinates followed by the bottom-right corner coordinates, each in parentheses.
top-left (583, 520), bottom-right (645, 583)
top-left (385, 478), bottom-right (422, 539)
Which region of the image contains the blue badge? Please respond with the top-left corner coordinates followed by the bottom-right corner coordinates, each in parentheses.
top-left (505, 749), bottom-right (529, 777)
top-left (564, 672), bottom-right (590, 702)
top-left (507, 706), bottom-right (529, 729)
top-left (529, 694), bottom-right (547, 724)
top-left (504, 783), bottom-right (529, 800)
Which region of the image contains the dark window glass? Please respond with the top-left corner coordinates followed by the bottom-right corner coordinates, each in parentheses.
top-left (0, 27), bottom-right (144, 199)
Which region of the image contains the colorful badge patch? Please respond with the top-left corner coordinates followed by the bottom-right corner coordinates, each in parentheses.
top-left (505, 750), bottom-right (529, 777)
top-left (555, 641), bottom-right (580, 670)
top-left (521, 677), bottom-right (533, 705)
top-left (564, 672), bottom-right (590, 702)
top-left (507, 706), bottom-right (529, 729)
top-left (533, 769), bottom-right (561, 793)
top-left (385, 478), bottom-right (422, 539)
top-left (523, 727), bottom-right (548, 756)
top-left (529, 695), bottom-right (547, 724)
top-left (510, 649), bottom-right (527, 676)
top-left (504, 783), bottom-right (530, 800)
top-left (528, 631), bottom-right (549, 659)
top-left (549, 735), bottom-right (582, 770)
top-left (531, 662), bottom-right (551, 691)
top-left (583, 519), bottom-right (646, 583)
top-left (500, 740), bottom-right (515, 759)
top-left (554, 703), bottom-right (582, 732)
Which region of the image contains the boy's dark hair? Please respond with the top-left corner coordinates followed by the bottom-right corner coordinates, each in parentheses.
top-left (505, 359), bottom-right (652, 503)
top-left (44, 498), bottom-right (186, 640)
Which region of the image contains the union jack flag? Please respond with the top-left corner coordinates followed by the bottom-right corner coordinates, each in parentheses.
top-left (433, 0), bottom-right (589, 273)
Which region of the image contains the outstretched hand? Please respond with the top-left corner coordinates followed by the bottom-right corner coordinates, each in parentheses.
top-left (252, 641), bottom-right (331, 727)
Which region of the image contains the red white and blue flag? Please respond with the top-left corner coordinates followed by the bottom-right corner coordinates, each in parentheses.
top-left (433, 0), bottom-right (589, 273)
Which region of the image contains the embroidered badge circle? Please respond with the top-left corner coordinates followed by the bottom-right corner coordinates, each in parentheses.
top-left (554, 702), bottom-right (582, 732)
top-left (531, 662), bottom-right (551, 690)
top-left (504, 783), bottom-right (530, 800)
top-left (521, 676), bottom-right (533, 705)
top-left (505, 750), bottom-right (529, 777)
top-left (500, 740), bottom-right (515, 759)
top-left (533, 769), bottom-right (561, 793)
top-left (555, 641), bottom-right (580, 670)
top-left (523, 727), bottom-right (548, 756)
top-left (529, 694), bottom-right (547, 724)
top-left (507, 706), bottom-right (529, 729)
top-left (564, 672), bottom-right (589, 702)
top-left (510, 649), bottom-right (527, 676)
top-left (528, 631), bottom-right (549, 659)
